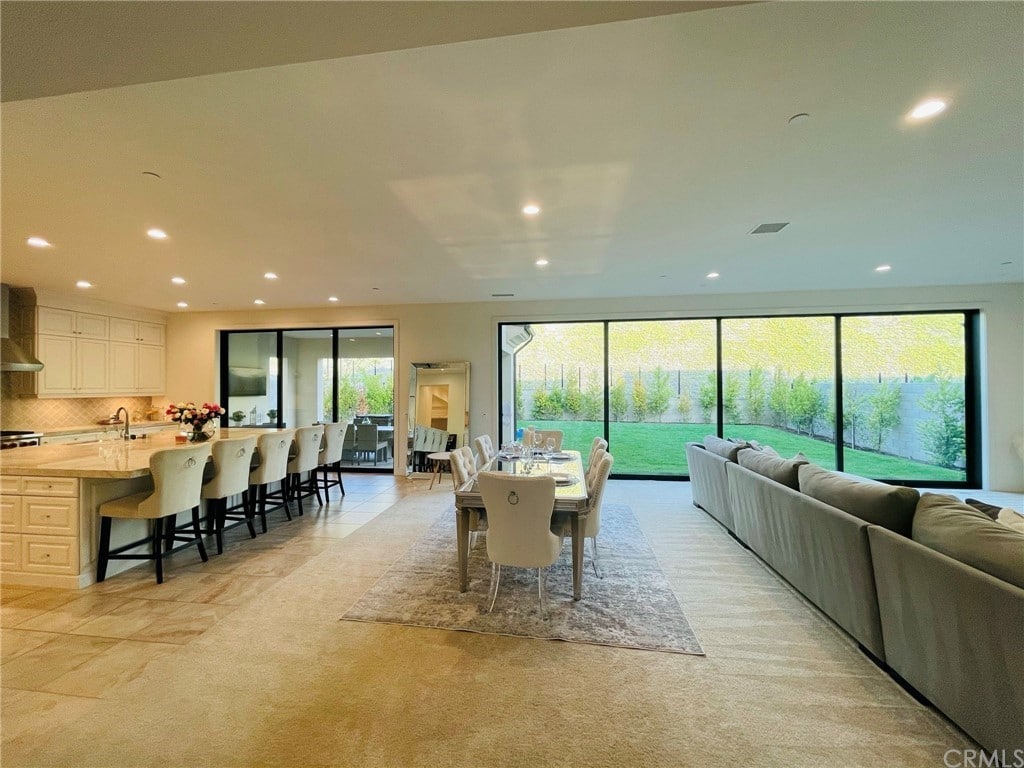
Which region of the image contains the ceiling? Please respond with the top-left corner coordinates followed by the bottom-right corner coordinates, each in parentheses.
top-left (2, 1), bottom-right (1021, 313)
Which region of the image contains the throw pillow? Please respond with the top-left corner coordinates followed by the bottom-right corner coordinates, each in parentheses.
top-left (798, 464), bottom-right (919, 536)
top-left (737, 448), bottom-right (809, 490)
top-left (703, 435), bottom-right (746, 462)
top-left (965, 498), bottom-right (1002, 520)
top-left (913, 493), bottom-right (1024, 589)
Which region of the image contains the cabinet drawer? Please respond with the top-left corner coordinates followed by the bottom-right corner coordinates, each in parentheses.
top-left (0, 476), bottom-right (22, 494)
top-left (21, 535), bottom-right (78, 574)
top-left (22, 498), bottom-right (78, 535)
top-left (21, 477), bottom-right (79, 497)
top-left (1, 496), bottom-right (23, 533)
top-left (0, 534), bottom-right (22, 570)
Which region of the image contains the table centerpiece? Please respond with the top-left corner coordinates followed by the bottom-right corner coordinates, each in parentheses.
top-left (166, 401), bottom-right (225, 442)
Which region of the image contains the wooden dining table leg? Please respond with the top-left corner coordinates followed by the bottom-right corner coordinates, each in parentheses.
top-left (571, 513), bottom-right (583, 600)
top-left (456, 506), bottom-right (470, 592)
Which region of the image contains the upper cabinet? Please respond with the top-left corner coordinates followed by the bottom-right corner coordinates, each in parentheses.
top-left (12, 298), bottom-right (166, 398)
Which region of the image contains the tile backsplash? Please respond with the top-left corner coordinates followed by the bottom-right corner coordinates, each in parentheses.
top-left (0, 389), bottom-right (160, 431)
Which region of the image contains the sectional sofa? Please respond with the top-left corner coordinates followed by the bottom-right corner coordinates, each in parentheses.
top-left (685, 436), bottom-right (1024, 752)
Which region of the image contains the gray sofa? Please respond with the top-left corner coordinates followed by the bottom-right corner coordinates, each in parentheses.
top-left (687, 437), bottom-right (1024, 751)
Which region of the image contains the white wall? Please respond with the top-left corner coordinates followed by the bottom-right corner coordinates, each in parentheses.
top-left (164, 282), bottom-right (1024, 491)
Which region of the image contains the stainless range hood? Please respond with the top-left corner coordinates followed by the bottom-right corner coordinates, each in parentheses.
top-left (1, 284), bottom-right (43, 372)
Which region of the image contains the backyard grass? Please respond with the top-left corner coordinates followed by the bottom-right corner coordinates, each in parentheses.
top-left (517, 420), bottom-right (966, 482)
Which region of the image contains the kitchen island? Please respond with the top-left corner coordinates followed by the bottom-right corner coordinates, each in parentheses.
top-left (0, 428), bottom-right (287, 588)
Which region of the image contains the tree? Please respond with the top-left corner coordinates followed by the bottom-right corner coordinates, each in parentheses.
top-left (514, 383), bottom-right (524, 421)
top-left (677, 389), bottom-right (693, 422)
top-left (563, 371), bottom-right (583, 420)
top-left (362, 372), bottom-right (394, 414)
top-left (581, 381), bottom-right (602, 421)
top-left (745, 367), bottom-right (768, 424)
top-left (610, 376), bottom-right (629, 422)
top-left (789, 374), bottom-right (826, 436)
top-left (841, 386), bottom-right (869, 449)
top-left (698, 371), bottom-right (716, 424)
top-left (337, 378), bottom-right (360, 419)
top-left (768, 371), bottom-right (790, 428)
top-left (647, 367), bottom-right (672, 422)
top-left (723, 372), bottom-right (741, 424)
top-left (919, 376), bottom-right (965, 468)
top-left (632, 376), bottom-right (649, 422)
top-left (531, 387), bottom-right (559, 419)
top-left (867, 380), bottom-right (902, 451)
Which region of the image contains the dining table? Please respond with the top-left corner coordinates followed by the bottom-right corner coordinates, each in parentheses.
top-left (453, 449), bottom-right (590, 600)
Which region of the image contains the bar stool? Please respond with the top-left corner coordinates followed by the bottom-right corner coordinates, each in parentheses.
top-left (249, 430), bottom-right (296, 533)
top-left (202, 436), bottom-right (257, 554)
top-left (316, 422), bottom-right (348, 499)
top-left (97, 443), bottom-right (212, 584)
top-left (287, 424), bottom-right (325, 514)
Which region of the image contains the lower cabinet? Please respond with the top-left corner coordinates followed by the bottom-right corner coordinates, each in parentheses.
top-left (0, 476), bottom-right (82, 586)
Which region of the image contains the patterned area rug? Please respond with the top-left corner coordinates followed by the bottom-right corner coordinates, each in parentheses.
top-left (341, 504), bottom-right (704, 655)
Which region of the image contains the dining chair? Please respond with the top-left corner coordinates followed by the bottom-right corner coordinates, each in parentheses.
top-left (457, 445), bottom-right (477, 475)
top-left (342, 424), bottom-right (358, 464)
top-left (201, 436), bottom-right (258, 554)
top-left (249, 429), bottom-right (296, 532)
top-left (355, 423), bottom-right (389, 465)
top-left (582, 452), bottom-right (614, 577)
top-left (474, 435), bottom-right (496, 465)
top-left (586, 447), bottom-right (609, 489)
top-left (96, 443), bottom-right (212, 584)
top-left (287, 424), bottom-right (325, 514)
top-left (477, 471), bottom-right (562, 615)
top-left (587, 437), bottom-right (608, 470)
top-left (450, 449), bottom-right (471, 489)
top-left (316, 422), bottom-right (348, 498)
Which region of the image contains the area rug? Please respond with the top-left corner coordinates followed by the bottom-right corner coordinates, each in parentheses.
top-left (341, 504), bottom-right (704, 655)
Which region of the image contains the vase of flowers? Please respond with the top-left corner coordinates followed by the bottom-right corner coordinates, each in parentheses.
top-left (166, 402), bottom-right (225, 442)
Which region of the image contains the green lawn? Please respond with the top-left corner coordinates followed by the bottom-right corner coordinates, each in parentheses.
top-left (517, 420), bottom-right (965, 482)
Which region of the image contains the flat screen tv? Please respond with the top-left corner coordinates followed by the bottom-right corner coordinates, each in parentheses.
top-left (228, 367), bottom-right (267, 397)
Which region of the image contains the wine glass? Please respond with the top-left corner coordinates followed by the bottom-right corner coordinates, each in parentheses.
top-left (545, 437), bottom-right (556, 455)
top-left (533, 431), bottom-right (543, 456)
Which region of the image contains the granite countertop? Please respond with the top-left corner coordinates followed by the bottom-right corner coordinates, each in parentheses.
top-left (0, 427), bottom-right (288, 479)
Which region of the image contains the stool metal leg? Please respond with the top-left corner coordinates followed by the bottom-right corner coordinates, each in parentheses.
top-left (191, 506), bottom-right (209, 562)
top-left (97, 516), bottom-right (112, 582)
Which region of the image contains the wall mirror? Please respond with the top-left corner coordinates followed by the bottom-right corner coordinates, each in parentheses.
top-left (407, 362), bottom-right (470, 475)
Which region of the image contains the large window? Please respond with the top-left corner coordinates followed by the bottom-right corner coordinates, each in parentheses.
top-left (220, 326), bottom-right (395, 470)
top-left (499, 311), bottom-right (977, 485)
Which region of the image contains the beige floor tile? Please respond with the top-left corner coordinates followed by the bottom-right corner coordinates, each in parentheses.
top-left (1, 627), bottom-right (62, 663)
top-left (14, 593), bottom-right (130, 633)
top-left (68, 598), bottom-right (186, 639)
top-left (1, 634), bottom-right (120, 690)
top-left (38, 638), bottom-right (180, 698)
top-left (126, 601), bottom-right (237, 644)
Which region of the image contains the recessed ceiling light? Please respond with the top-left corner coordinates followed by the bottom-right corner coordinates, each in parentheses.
top-left (254, 299), bottom-right (265, 305)
top-left (264, 272), bottom-right (278, 280)
top-left (176, 301), bottom-right (188, 308)
top-left (349, 338), bottom-right (356, 342)
top-left (171, 276), bottom-right (186, 285)
top-left (875, 264), bottom-right (892, 273)
top-left (375, 331), bottom-right (382, 336)
top-left (536, 258), bottom-right (549, 266)
top-left (76, 280), bottom-right (92, 289)
top-left (909, 99), bottom-right (948, 120)
top-left (706, 272), bottom-right (720, 279)
top-left (328, 296), bottom-right (339, 302)
top-left (522, 203), bottom-right (541, 216)
top-left (146, 228), bottom-right (168, 240)
top-left (27, 236), bottom-right (52, 248)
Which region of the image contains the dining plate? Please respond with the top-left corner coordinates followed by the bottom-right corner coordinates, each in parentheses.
top-left (547, 452), bottom-right (572, 462)
top-left (549, 472), bottom-right (578, 486)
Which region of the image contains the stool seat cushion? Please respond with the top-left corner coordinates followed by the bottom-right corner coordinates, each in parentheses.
top-left (99, 491), bottom-right (171, 520)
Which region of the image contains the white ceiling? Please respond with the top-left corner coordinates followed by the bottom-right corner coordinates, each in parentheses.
top-left (2, 1), bottom-right (1022, 313)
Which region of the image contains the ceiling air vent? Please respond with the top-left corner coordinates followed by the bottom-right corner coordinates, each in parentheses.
top-left (750, 222), bottom-right (789, 234)
top-left (491, 293), bottom-right (515, 298)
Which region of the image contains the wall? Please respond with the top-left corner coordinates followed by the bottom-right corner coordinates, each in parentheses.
top-left (163, 283), bottom-right (1024, 491)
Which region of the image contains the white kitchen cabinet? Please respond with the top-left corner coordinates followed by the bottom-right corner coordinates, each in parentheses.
top-left (0, 476), bottom-right (81, 584)
top-left (35, 334), bottom-right (109, 396)
top-left (109, 338), bottom-right (165, 394)
top-left (37, 307), bottom-right (108, 339)
top-left (109, 317), bottom-right (164, 346)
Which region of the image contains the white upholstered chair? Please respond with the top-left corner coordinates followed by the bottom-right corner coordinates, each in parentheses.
top-left (474, 435), bottom-right (496, 466)
top-left (249, 429), bottom-right (296, 532)
top-left (477, 471), bottom-right (562, 615)
top-left (586, 447), bottom-right (609, 489)
top-left (287, 424), bottom-right (325, 513)
top-left (458, 445), bottom-right (477, 475)
top-left (581, 452), bottom-right (614, 577)
top-left (202, 436), bottom-right (257, 554)
top-left (587, 437), bottom-right (608, 471)
top-left (316, 422), bottom-right (348, 498)
top-left (97, 443), bottom-right (212, 584)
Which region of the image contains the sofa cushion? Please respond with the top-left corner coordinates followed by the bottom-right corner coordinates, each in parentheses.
top-left (704, 435), bottom-right (745, 462)
top-left (737, 448), bottom-right (809, 490)
top-left (964, 498), bottom-right (1002, 520)
top-left (798, 464), bottom-right (919, 536)
top-left (912, 493), bottom-right (1024, 589)
top-left (997, 508), bottom-right (1024, 534)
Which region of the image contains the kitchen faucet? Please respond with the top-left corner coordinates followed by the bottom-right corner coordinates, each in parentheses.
top-left (114, 406), bottom-right (131, 441)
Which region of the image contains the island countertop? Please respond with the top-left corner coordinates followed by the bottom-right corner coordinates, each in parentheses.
top-left (0, 428), bottom-right (290, 479)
